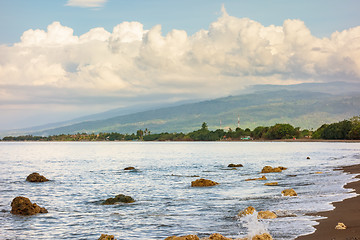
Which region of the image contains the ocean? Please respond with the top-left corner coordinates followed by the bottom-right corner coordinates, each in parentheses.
top-left (0, 142), bottom-right (359, 240)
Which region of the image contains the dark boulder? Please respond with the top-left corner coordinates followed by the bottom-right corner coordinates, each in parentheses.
top-left (26, 172), bottom-right (49, 182)
top-left (228, 164), bottom-right (243, 168)
top-left (124, 167), bottom-right (136, 170)
top-left (102, 194), bottom-right (135, 205)
top-left (11, 196), bottom-right (48, 215)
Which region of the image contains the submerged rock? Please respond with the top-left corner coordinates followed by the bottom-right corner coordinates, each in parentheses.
top-left (227, 164), bottom-right (243, 168)
top-left (165, 235), bottom-right (199, 240)
top-left (98, 234), bottom-right (117, 240)
top-left (281, 188), bottom-right (297, 196)
top-left (11, 196), bottom-right (48, 215)
top-left (261, 166), bottom-right (287, 173)
top-left (274, 210), bottom-right (297, 217)
top-left (124, 167), bottom-right (136, 170)
top-left (245, 175), bottom-right (267, 181)
top-left (264, 182), bottom-right (278, 186)
top-left (257, 211), bottom-right (277, 219)
top-left (191, 178), bottom-right (219, 187)
top-left (26, 172), bottom-right (49, 182)
top-left (102, 194), bottom-right (135, 205)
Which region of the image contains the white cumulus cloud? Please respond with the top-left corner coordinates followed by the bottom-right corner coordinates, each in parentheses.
top-left (66, 0), bottom-right (107, 8)
top-left (0, 6), bottom-right (360, 128)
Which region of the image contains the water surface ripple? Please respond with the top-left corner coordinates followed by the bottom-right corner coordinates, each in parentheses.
top-left (0, 142), bottom-right (359, 240)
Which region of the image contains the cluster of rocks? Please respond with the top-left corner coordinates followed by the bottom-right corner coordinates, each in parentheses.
top-left (10, 173), bottom-right (50, 216)
top-left (237, 206), bottom-right (277, 219)
top-left (11, 172), bottom-right (136, 217)
top-left (15, 163), bottom-right (301, 239)
top-left (163, 233), bottom-right (273, 240)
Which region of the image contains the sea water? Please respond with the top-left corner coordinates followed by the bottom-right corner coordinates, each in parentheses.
top-left (0, 142), bottom-right (359, 240)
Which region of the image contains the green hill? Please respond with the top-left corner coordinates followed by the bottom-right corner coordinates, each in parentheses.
top-left (31, 89), bottom-right (360, 136)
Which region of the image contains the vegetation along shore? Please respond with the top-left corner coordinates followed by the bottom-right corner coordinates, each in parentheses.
top-left (2, 116), bottom-right (360, 142)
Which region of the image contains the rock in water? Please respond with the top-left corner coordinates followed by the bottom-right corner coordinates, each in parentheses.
top-left (207, 233), bottom-right (233, 239)
top-left (124, 167), bottom-right (135, 170)
top-left (261, 166), bottom-right (287, 173)
top-left (335, 222), bottom-right (347, 230)
top-left (228, 164), bottom-right (243, 168)
top-left (245, 175), bottom-right (267, 181)
top-left (26, 172), bottom-right (49, 182)
top-left (191, 178), bottom-right (219, 187)
top-left (102, 194), bottom-right (135, 205)
top-left (281, 188), bottom-right (297, 196)
top-left (251, 233), bottom-right (273, 240)
top-left (257, 211), bottom-right (277, 219)
top-left (98, 234), bottom-right (117, 240)
top-left (11, 196), bottom-right (48, 215)
top-left (264, 182), bottom-right (278, 186)
top-left (238, 206), bottom-right (256, 217)
top-left (164, 235), bottom-right (199, 240)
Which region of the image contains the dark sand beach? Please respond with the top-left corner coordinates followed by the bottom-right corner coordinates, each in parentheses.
top-left (296, 164), bottom-right (360, 240)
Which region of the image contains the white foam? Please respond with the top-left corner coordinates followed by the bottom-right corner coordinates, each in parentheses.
top-left (238, 211), bottom-right (269, 238)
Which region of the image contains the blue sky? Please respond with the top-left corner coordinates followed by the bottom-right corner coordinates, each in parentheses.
top-left (1, 0), bottom-right (359, 44)
top-left (0, 0), bottom-right (359, 130)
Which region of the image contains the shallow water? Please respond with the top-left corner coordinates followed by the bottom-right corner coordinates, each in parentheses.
top-left (0, 142), bottom-right (359, 240)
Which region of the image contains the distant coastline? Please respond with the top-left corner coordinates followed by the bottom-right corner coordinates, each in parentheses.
top-left (1, 116), bottom-right (359, 142)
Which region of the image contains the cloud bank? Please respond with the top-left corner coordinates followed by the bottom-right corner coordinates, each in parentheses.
top-left (1, 7), bottom-right (360, 112)
top-left (65, 0), bottom-right (107, 8)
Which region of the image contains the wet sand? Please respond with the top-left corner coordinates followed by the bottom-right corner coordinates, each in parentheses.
top-left (296, 164), bottom-right (360, 240)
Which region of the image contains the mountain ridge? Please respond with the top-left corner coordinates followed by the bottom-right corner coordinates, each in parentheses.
top-left (2, 82), bottom-right (360, 137)
top-left (32, 89), bottom-right (360, 136)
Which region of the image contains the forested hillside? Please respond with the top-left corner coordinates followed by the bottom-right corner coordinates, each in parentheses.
top-left (26, 89), bottom-right (360, 136)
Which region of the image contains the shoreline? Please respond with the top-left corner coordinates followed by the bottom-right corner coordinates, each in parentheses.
top-left (295, 164), bottom-right (360, 240)
top-left (1, 139), bottom-right (360, 143)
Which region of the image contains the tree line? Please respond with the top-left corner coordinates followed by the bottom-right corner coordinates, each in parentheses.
top-left (1, 116), bottom-right (360, 142)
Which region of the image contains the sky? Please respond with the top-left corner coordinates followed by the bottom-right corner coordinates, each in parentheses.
top-left (0, 0), bottom-right (359, 130)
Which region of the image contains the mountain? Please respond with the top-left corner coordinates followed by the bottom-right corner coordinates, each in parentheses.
top-left (29, 90), bottom-right (359, 136)
top-left (2, 82), bottom-right (360, 137)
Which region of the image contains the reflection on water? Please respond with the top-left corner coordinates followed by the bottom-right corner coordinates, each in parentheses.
top-left (0, 142), bottom-right (359, 239)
